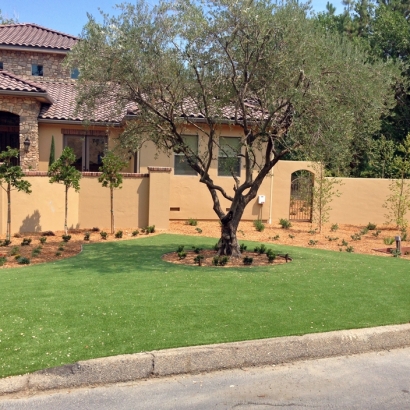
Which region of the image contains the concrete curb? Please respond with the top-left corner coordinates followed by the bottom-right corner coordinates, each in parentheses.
top-left (1, 323), bottom-right (409, 396)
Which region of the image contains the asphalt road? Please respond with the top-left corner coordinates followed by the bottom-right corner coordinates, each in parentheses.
top-left (1, 347), bottom-right (409, 409)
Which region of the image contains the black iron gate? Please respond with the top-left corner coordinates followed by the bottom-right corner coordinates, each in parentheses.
top-left (289, 171), bottom-right (313, 222)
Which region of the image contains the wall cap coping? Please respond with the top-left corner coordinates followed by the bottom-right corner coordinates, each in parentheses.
top-left (148, 166), bottom-right (172, 173)
top-left (23, 171), bottom-right (149, 178)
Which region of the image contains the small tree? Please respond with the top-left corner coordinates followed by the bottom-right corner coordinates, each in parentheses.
top-left (48, 135), bottom-right (55, 168)
top-left (383, 134), bottom-right (410, 230)
top-left (310, 162), bottom-right (343, 234)
top-left (0, 148), bottom-right (32, 241)
top-left (48, 147), bottom-right (82, 235)
top-left (98, 151), bottom-right (127, 234)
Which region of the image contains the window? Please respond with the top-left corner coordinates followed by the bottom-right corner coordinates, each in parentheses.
top-left (0, 62), bottom-right (3, 70)
top-left (218, 137), bottom-right (241, 176)
top-left (174, 135), bottom-right (198, 175)
top-left (64, 135), bottom-right (107, 171)
top-left (31, 64), bottom-right (43, 76)
top-left (71, 68), bottom-right (79, 79)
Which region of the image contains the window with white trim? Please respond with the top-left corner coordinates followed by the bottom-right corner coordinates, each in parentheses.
top-left (174, 135), bottom-right (198, 175)
top-left (218, 137), bottom-right (241, 176)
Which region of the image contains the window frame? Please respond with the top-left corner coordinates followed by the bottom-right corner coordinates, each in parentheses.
top-left (174, 135), bottom-right (198, 176)
top-left (218, 137), bottom-right (241, 177)
top-left (31, 64), bottom-right (43, 77)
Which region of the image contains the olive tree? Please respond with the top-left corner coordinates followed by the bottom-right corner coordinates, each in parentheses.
top-left (68, 0), bottom-right (397, 256)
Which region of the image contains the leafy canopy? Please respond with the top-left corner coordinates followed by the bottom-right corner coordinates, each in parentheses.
top-left (0, 147), bottom-right (31, 194)
top-left (48, 147), bottom-right (81, 191)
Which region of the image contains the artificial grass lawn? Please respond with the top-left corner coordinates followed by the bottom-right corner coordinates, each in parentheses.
top-left (0, 234), bottom-right (409, 378)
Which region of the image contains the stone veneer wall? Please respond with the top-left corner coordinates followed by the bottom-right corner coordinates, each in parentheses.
top-left (0, 96), bottom-right (40, 170)
top-left (0, 50), bottom-right (73, 83)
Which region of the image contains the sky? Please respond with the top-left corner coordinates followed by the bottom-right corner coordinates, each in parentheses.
top-left (1, 0), bottom-right (345, 37)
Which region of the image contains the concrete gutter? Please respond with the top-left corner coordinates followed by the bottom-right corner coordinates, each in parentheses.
top-left (1, 323), bottom-right (409, 397)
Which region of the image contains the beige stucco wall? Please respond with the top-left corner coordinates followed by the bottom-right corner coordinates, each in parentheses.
top-left (328, 178), bottom-right (410, 225)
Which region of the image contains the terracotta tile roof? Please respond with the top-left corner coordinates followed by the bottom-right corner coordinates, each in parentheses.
top-left (0, 70), bottom-right (48, 93)
top-left (39, 82), bottom-right (125, 123)
top-left (0, 23), bottom-right (78, 50)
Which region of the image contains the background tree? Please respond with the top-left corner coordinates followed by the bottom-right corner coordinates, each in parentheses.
top-left (48, 135), bottom-right (55, 168)
top-left (98, 150), bottom-right (127, 234)
top-left (0, 10), bottom-right (17, 24)
top-left (0, 148), bottom-right (32, 241)
top-left (68, 0), bottom-right (396, 256)
top-left (48, 147), bottom-right (82, 235)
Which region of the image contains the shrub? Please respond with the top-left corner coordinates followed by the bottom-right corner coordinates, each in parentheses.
top-left (194, 255), bottom-right (204, 265)
top-left (341, 239), bottom-right (348, 247)
top-left (308, 239), bottom-right (318, 246)
top-left (145, 225), bottom-right (155, 234)
top-left (253, 219), bottom-right (265, 232)
top-left (132, 230), bottom-right (139, 237)
top-left (308, 228), bottom-right (317, 235)
top-left (92, 227), bottom-right (100, 232)
top-left (272, 235), bottom-right (280, 241)
top-left (195, 227), bottom-right (203, 234)
top-left (0, 255), bottom-right (7, 266)
top-left (240, 243), bottom-right (247, 252)
top-left (359, 227), bottom-right (369, 235)
top-left (266, 249), bottom-right (276, 263)
top-left (21, 238), bottom-right (32, 246)
top-left (346, 246), bottom-right (354, 253)
top-left (400, 229), bottom-right (408, 241)
top-left (390, 249), bottom-right (401, 257)
top-left (176, 245), bottom-right (185, 253)
top-left (31, 246), bottom-right (42, 257)
top-left (62, 234), bottom-right (71, 243)
top-left (289, 234), bottom-right (295, 239)
top-left (330, 223), bottom-right (339, 232)
top-left (100, 231), bottom-right (108, 240)
top-left (372, 230), bottom-right (381, 237)
top-left (186, 218), bottom-right (198, 226)
top-left (84, 232), bottom-right (91, 241)
top-left (17, 257), bottom-right (30, 265)
top-left (383, 237), bottom-right (395, 245)
top-left (39, 236), bottom-right (47, 244)
top-left (55, 251), bottom-right (62, 257)
top-left (192, 246), bottom-right (202, 254)
top-left (1, 239), bottom-right (11, 246)
top-left (243, 256), bottom-right (253, 265)
top-left (254, 244), bottom-right (267, 254)
top-left (279, 218), bottom-right (291, 229)
top-left (212, 256), bottom-right (229, 266)
top-left (326, 236), bottom-right (339, 242)
top-left (115, 230), bottom-right (123, 239)
top-left (177, 251), bottom-right (187, 259)
top-left (58, 244), bottom-right (65, 251)
top-left (366, 222), bottom-right (377, 230)
top-left (10, 246), bottom-right (19, 256)
top-left (350, 233), bottom-right (361, 241)
top-left (14, 254), bottom-right (21, 260)
top-left (213, 243), bottom-right (219, 251)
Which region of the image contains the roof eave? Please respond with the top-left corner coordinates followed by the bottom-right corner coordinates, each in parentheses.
top-left (0, 89), bottom-right (54, 103)
top-left (38, 118), bottom-right (122, 127)
top-left (0, 44), bottom-right (70, 54)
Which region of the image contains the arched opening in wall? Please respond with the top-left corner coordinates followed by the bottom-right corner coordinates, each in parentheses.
top-left (0, 111), bottom-right (20, 165)
top-left (289, 170), bottom-right (314, 222)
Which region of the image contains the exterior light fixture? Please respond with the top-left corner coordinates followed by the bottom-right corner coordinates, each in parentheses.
top-left (24, 137), bottom-right (31, 152)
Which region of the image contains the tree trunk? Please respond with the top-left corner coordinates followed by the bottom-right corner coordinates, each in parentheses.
top-left (217, 211), bottom-right (241, 257)
top-left (110, 187), bottom-right (114, 234)
top-left (6, 183), bottom-right (11, 241)
top-left (64, 185), bottom-right (68, 235)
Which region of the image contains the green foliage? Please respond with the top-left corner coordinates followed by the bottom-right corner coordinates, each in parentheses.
top-left (21, 238), bottom-right (32, 246)
top-left (253, 219), bottom-right (265, 232)
top-left (100, 231), bottom-right (108, 240)
top-left (31, 246), bottom-right (42, 257)
top-left (48, 135), bottom-right (55, 168)
top-left (279, 219), bottom-right (291, 229)
top-left (372, 230), bottom-right (382, 237)
top-left (266, 249), bottom-right (276, 263)
top-left (289, 234), bottom-right (295, 239)
top-left (194, 254), bottom-right (204, 265)
top-left (310, 163), bottom-right (343, 233)
top-left (178, 251), bottom-right (187, 259)
top-left (48, 147), bottom-right (82, 235)
top-left (308, 228), bottom-right (317, 235)
top-left (346, 246), bottom-right (354, 253)
top-left (176, 245), bottom-right (185, 253)
top-left (243, 256), bottom-right (253, 265)
top-left (58, 244), bottom-right (65, 251)
top-left (212, 256), bottom-right (229, 266)
top-left (115, 230), bottom-right (123, 239)
top-left (366, 222), bottom-right (377, 231)
top-left (326, 236), bottom-right (339, 242)
top-left (10, 246), bottom-right (19, 256)
top-left (390, 248), bottom-right (401, 257)
top-left (132, 230), bottom-right (139, 237)
top-left (17, 257), bottom-right (30, 265)
top-left (84, 232), bottom-right (91, 241)
top-left (0, 147), bottom-right (32, 241)
top-left (351, 233), bottom-right (362, 241)
top-left (383, 237), bottom-right (395, 245)
top-left (239, 243), bottom-right (247, 252)
top-left (359, 227), bottom-right (369, 235)
top-left (192, 246), bottom-right (202, 254)
top-left (145, 225), bottom-right (155, 234)
top-left (186, 218), bottom-right (198, 226)
top-left (62, 235), bottom-right (71, 243)
top-left (55, 251), bottom-right (62, 257)
top-left (195, 227), bottom-right (203, 234)
top-left (39, 236), bottom-right (47, 244)
top-left (0, 239), bottom-right (11, 247)
top-left (0, 255), bottom-right (6, 266)
top-left (308, 239), bottom-right (318, 246)
top-left (272, 235), bottom-right (280, 241)
top-left (254, 244), bottom-right (267, 255)
top-left (98, 151), bottom-right (127, 234)
top-left (330, 223), bottom-right (339, 232)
